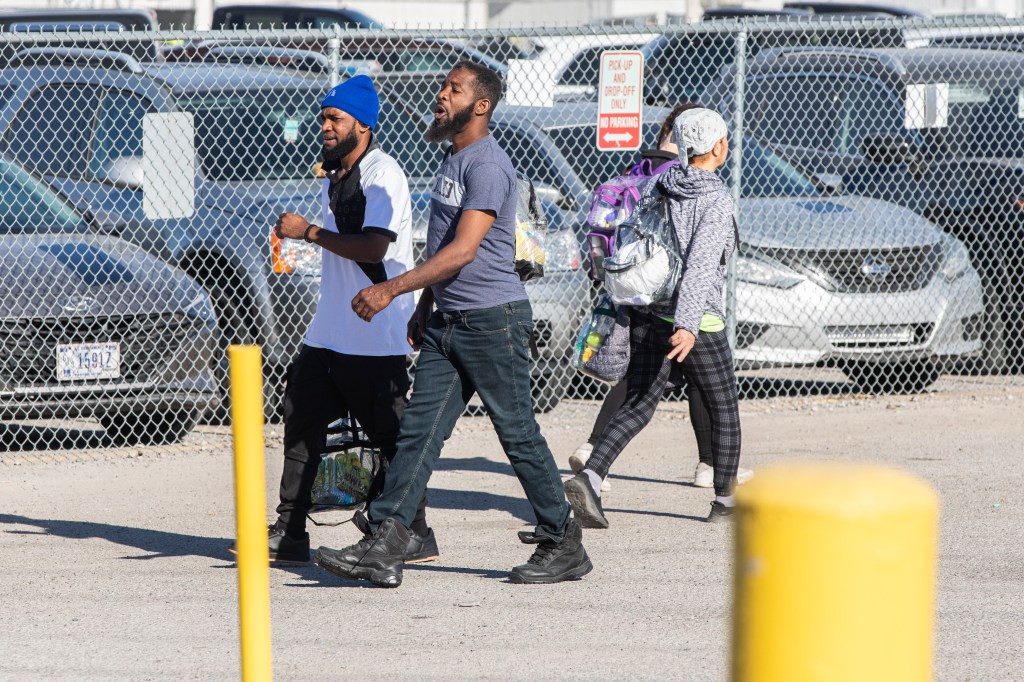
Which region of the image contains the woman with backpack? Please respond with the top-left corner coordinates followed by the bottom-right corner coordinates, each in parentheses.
top-left (565, 107), bottom-right (746, 527)
top-left (570, 104), bottom-right (753, 494)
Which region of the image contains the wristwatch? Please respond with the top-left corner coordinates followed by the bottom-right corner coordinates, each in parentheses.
top-left (302, 224), bottom-right (318, 243)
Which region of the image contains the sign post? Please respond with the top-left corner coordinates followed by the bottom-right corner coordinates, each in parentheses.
top-left (597, 51), bottom-right (644, 152)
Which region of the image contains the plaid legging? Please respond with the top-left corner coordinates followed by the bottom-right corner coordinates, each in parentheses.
top-left (585, 308), bottom-right (742, 496)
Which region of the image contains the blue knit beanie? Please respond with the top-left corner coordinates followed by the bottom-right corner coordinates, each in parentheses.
top-left (321, 75), bottom-right (379, 129)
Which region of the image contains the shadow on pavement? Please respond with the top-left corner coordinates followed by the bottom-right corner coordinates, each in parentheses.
top-left (603, 508), bottom-right (709, 523)
top-left (433, 456), bottom-right (515, 477)
top-left (0, 513), bottom-right (233, 562)
top-left (0, 422), bottom-right (109, 452)
top-left (427, 487), bottom-right (534, 523)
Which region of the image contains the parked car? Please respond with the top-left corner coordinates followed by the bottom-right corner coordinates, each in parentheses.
top-left (163, 36), bottom-right (507, 76)
top-left (641, 17), bottom-right (908, 105)
top-left (211, 4), bottom-right (382, 29)
top-left (0, 154), bottom-right (216, 444)
top-left (704, 46), bottom-right (1024, 371)
top-left (0, 59), bottom-right (332, 417)
top-left (0, 8), bottom-right (161, 63)
top-left (484, 102), bottom-right (984, 392)
top-left (781, 2), bottom-right (926, 18)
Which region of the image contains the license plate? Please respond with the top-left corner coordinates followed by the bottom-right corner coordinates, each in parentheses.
top-left (55, 342), bottom-right (121, 381)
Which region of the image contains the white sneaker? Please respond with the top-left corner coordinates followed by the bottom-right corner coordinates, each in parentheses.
top-left (693, 462), bottom-right (754, 488)
top-left (567, 443), bottom-right (611, 492)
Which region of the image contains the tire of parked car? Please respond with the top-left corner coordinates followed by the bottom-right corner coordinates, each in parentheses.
top-left (842, 359), bottom-right (941, 395)
top-left (183, 257), bottom-right (283, 425)
top-left (100, 409), bottom-right (202, 447)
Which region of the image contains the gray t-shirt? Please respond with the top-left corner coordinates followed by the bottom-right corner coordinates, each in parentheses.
top-left (426, 134), bottom-right (526, 312)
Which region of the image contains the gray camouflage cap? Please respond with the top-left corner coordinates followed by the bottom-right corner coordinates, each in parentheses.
top-left (671, 108), bottom-right (729, 162)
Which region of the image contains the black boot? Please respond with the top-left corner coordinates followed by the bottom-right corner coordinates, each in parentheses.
top-left (353, 510), bottom-right (439, 564)
top-left (510, 519), bottom-right (593, 584)
top-left (228, 520), bottom-right (309, 563)
top-left (315, 517), bottom-right (409, 587)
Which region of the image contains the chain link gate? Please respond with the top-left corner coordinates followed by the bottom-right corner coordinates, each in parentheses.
top-left (0, 16), bottom-right (1021, 454)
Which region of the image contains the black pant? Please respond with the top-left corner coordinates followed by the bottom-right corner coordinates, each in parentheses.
top-left (276, 345), bottom-right (428, 537)
top-left (587, 378), bottom-right (714, 466)
top-left (585, 310), bottom-right (741, 496)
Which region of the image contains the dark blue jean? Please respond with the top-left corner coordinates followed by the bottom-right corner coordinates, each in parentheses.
top-left (366, 300), bottom-right (571, 542)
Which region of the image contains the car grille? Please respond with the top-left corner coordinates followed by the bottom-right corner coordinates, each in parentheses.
top-left (0, 313), bottom-right (199, 389)
top-left (771, 245), bottom-right (941, 294)
top-left (825, 323), bottom-right (934, 349)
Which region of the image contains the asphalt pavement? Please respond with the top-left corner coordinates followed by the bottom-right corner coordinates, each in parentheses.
top-left (2, 380), bottom-right (1023, 680)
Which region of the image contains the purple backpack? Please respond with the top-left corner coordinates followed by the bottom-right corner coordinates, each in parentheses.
top-left (585, 157), bottom-right (681, 281)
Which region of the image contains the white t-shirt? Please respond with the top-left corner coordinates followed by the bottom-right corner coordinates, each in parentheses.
top-left (304, 147), bottom-right (415, 357)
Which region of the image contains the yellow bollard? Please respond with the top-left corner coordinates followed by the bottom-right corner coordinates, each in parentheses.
top-left (732, 462), bottom-right (939, 682)
top-left (229, 345), bottom-right (273, 682)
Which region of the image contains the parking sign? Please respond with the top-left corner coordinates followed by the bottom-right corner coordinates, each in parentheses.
top-left (597, 51), bottom-right (644, 151)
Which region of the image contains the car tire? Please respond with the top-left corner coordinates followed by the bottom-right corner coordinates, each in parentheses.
top-left (201, 279), bottom-right (283, 425)
top-left (100, 408), bottom-right (201, 446)
top-left (843, 360), bottom-right (941, 395)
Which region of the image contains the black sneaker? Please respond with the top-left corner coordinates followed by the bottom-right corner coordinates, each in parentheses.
top-left (353, 510), bottom-right (439, 564)
top-left (315, 517), bottom-right (409, 587)
top-left (510, 519), bottom-right (593, 584)
top-left (563, 473), bottom-right (609, 529)
top-left (707, 501), bottom-right (735, 523)
top-left (228, 521), bottom-right (310, 563)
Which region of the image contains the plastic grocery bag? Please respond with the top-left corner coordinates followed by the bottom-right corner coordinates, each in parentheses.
top-left (310, 417), bottom-right (382, 512)
top-left (514, 175), bottom-right (548, 281)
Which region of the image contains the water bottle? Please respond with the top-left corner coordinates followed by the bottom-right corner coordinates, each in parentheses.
top-left (581, 296), bottom-right (616, 363)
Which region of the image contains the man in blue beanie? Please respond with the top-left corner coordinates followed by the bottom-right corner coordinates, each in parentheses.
top-left (240, 74), bottom-right (436, 564)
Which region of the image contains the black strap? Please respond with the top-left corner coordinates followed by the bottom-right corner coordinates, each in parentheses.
top-left (722, 217), bottom-right (740, 266)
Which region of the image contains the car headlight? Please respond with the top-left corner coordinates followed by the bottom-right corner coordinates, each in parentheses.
top-left (270, 230), bottom-right (322, 276)
top-left (542, 228), bottom-right (583, 273)
top-left (939, 233), bottom-right (971, 282)
top-left (735, 252), bottom-right (803, 289)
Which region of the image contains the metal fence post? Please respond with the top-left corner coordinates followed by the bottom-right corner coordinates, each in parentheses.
top-left (328, 28), bottom-right (342, 88)
top-left (726, 29), bottom-right (747, 351)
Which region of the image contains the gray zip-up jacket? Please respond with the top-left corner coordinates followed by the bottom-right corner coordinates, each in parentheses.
top-left (645, 163), bottom-right (736, 335)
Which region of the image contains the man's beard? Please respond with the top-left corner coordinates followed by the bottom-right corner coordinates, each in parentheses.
top-left (425, 104), bottom-right (475, 143)
top-left (322, 128), bottom-right (359, 161)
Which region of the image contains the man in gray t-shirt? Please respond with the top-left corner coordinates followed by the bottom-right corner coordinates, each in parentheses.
top-left (426, 134), bottom-right (525, 311)
top-left (315, 61), bottom-right (592, 589)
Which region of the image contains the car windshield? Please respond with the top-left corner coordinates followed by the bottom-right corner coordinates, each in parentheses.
top-left (0, 158), bottom-right (85, 234)
top-left (721, 136), bottom-right (821, 198)
top-left (544, 123), bottom-right (819, 198)
top-left (179, 89), bottom-right (322, 182)
top-left (926, 83), bottom-right (1024, 159)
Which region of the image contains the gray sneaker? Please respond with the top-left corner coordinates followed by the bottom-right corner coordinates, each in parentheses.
top-left (563, 473), bottom-right (609, 529)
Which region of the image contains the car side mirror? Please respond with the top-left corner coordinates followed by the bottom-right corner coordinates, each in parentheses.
top-left (814, 173), bottom-right (844, 195)
top-left (84, 208), bottom-right (130, 236)
top-left (859, 134), bottom-right (914, 165)
top-left (100, 156), bottom-right (144, 190)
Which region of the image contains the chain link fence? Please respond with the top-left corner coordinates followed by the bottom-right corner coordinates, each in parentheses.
top-left (1, 16), bottom-right (1022, 452)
